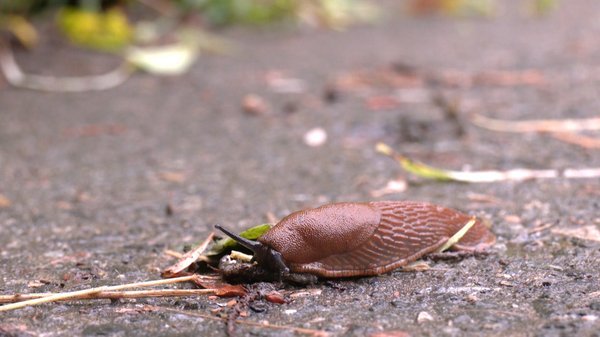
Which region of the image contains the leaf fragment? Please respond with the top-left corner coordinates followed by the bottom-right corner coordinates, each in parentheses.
top-left (207, 224), bottom-right (271, 256)
top-left (0, 15), bottom-right (38, 48)
top-left (375, 143), bottom-right (453, 181)
top-left (214, 284), bottom-right (247, 297)
top-left (161, 232), bottom-right (215, 278)
top-left (126, 43), bottom-right (198, 75)
top-left (377, 142), bottom-right (600, 182)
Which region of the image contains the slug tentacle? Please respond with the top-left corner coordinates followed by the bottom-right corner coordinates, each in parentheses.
top-left (215, 224), bottom-right (290, 274)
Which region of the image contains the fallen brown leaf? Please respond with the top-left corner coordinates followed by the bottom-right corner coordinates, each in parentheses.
top-left (335, 68), bottom-right (423, 92)
top-left (366, 96), bottom-right (401, 111)
top-left (161, 232), bottom-right (214, 278)
top-left (265, 291), bottom-right (286, 304)
top-left (159, 171), bottom-right (186, 183)
top-left (474, 70), bottom-right (546, 87)
top-left (0, 194), bottom-right (11, 208)
top-left (214, 284), bottom-right (247, 297)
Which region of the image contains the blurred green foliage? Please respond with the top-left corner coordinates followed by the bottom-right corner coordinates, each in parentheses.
top-left (177, 0), bottom-right (299, 25)
top-left (530, 0), bottom-right (558, 15)
top-left (0, 0), bottom-right (560, 53)
top-left (57, 7), bottom-right (132, 51)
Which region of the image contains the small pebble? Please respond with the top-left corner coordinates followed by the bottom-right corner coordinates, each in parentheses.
top-left (417, 311), bottom-right (434, 323)
top-left (466, 293), bottom-right (479, 303)
top-left (242, 94), bottom-right (269, 116)
top-left (303, 127), bottom-right (327, 147)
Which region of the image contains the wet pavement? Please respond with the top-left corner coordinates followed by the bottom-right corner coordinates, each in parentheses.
top-left (1, 1), bottom-right (599, 336)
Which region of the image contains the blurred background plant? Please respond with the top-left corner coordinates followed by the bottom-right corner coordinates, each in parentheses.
top-left (0, 0), bottom-right (559, 91)
top-left (0, 0), bottom-right (560, 50)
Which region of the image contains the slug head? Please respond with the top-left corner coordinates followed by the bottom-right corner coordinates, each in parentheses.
top-left (215, 225), bottom-right (290, 276)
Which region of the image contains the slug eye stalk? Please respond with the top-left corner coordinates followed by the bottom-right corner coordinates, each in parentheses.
top-left (214, 224), bottom-right (290, 275)
top-left (215, 224), bottom-right (262, 252)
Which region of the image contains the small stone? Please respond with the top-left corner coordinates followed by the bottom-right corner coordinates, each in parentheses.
top-left (242, 94), bottom-right (269, 116)
top-left (417, 311), bottom-right (434, 323)
top-left (303, 127), bottom-right (327, 147)
top-left (466, 293), bottom-right (479, 303)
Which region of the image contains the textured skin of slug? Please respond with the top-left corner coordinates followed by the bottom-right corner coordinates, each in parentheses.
top-left (260, 201), bottom-right (496, 278)
top-left (259, 202), bottom-right (382, 264)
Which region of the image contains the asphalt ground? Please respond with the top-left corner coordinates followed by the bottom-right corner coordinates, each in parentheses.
top-left (1, 1), bottom-right (599, 336)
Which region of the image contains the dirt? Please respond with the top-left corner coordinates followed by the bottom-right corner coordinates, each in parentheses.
top-left (1, 1), bottom-right (599, 336)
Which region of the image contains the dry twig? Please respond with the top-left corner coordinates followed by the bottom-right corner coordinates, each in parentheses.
top-left (0, 275), bottom-right (198, 312)
top-left (0, 289), bottom-right (216, 304)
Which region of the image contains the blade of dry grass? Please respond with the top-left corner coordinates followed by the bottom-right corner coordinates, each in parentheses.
top-left (0, 275), bottom-right (198, 312)
top-left (471, 113), bottom-right (600, 132)
top-left (0, 289), bottom-right (216, 304)
top-left (550, 132), bottom-right (600, 149)
top-left (376, 142), bottom-right (600, 182)
top-left (437, 217), bottom-right (477, 253)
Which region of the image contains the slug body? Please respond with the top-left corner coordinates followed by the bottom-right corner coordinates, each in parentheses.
top-left (217, 201), bottom-right (495, 278)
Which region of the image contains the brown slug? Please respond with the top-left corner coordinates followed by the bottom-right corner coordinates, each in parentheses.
top-left (216, 201), bottom-right (495, 279)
